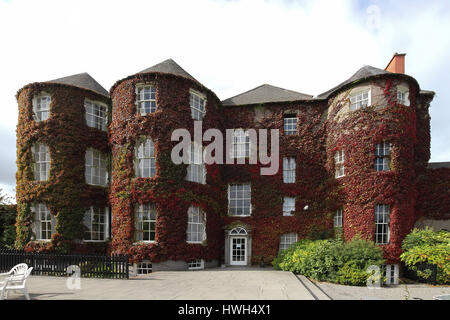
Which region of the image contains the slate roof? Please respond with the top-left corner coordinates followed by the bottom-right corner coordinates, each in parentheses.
top-left (428, 162), bottom-right (450, 169)
top-left (137, 59), bottom-right (198, 82)
top-left (47, 73), bottom-right (109, 97)
top-left (316, 65), bottom-right (391, 99)
top-left (222, 84), bottom-right (313, 106)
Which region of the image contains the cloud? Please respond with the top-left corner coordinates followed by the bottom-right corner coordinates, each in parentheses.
top-left (0, 0), bottom-right (449, 200)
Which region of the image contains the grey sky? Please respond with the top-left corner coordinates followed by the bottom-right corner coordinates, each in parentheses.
top-left (1, 0), bottom-right (449, 201)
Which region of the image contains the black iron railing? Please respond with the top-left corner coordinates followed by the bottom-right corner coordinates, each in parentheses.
top-left (0, 249), bottom-right (129, 279)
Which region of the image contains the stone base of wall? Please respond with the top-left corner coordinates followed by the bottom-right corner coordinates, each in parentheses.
top-left (130, 259), bottom-right (220, 276)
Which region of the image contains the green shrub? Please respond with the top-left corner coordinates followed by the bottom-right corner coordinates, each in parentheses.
top-left (272, 238), bottom-right (384, 286)
top-left (1, 225), bottom-right (16, 249)
top-left (336, 261), bottom-right (370, 286)
top-left (400, 228), bottom-right (450, 285)
top-left (402, 227), bottom-right (449, 250)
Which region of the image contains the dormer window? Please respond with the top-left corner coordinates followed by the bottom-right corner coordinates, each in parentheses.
top-left (350, 89), bottom-right (370, 111)
top-left (190, 90), bottom-right (206, 120)
top-left (397, 86), bottom-right (410, 106)
top-left (85, 100), bottom-right (108, 131)
top-left (136, 85), bottom-right (157, 115)
top-left (32, 93), bottom-right (51, 121)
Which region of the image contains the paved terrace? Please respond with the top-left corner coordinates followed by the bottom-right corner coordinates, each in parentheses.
top-left (5, 267), bottom-right (314, 300)
top-left (4, 267), bottom-right (449, 300)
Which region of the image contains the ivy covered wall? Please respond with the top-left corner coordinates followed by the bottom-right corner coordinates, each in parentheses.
top-left (15, 69), bottom-right (447, 266)
top-left (15, 83), bottom-right (110, 253)
top-left (109, 73), bottom-right (225, 263)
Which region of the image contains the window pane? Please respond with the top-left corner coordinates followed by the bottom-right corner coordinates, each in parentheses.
top-left (228, 184), bottom-right (251, 216)
top-left (85, 100), bottom-right (108, 131)
top-left (135, 204), bottom-right (156, 241)
top-left (137, 86), bottom-right (157, 115)
top-left (135, 139), bottom-right (156, 178)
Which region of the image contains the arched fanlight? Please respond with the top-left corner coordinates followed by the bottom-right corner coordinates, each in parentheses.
top-left (229, 227), bottom-right (247, 235)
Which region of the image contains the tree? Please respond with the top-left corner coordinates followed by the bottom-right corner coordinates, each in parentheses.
top-left (0, 188), bottom-right (16, 248)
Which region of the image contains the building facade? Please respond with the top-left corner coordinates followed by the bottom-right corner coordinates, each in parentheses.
top-left (15, 54), bottom-right (450, 274)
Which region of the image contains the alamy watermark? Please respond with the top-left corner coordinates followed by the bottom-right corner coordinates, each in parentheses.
top-left (171, 121), bottom-right (280, 175)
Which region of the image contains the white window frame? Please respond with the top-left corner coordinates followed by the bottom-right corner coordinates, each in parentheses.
top-left (279, 233), bottom-right (298, 251)
top-left (85, 99), bottom-right (108, 131)
top-left (31, 203), bottom-right (55, 241)
top-left (375, 204), bottom-right (390, 245)
top-left (136, 260), bottom-right (152, 275)
top-left (334, 209), bottom-right (343, 228)
top-left (384, 264), bottom-right (399, 285)
top-left (350, 89), bottom-right (371, 111)
top-left (283, 197), bottom-right (296, 216)
top-left (135, 138), bottom-right (156, 178)
top-left (186, 142), bottom-right (206, 184)
top-left (134, 204), bottom-right (157, 243)
top-left (188, 259), bottom-right (205, 270)
top-left (228, 183), bottom-right (252, 216)
top-left (396, 86), bottom-right (410, 106)
top-left (231, 129), bottom-right (250, 159)
top-left (85, 148), bottom-right (109, 186)
top-left (283, 114), bottom-right (297, 135)
top-left (136, 84), bottom-right (157, 115)
top-left (32, 93), bottom-right (51, 121)
top-left (335, 150), bottom-right (345, 178)
top-left (187, 206), bottom-right (206, 244)
top-left (283, 157), bottom-right (296, 183)
top-left (375, 142), bottom-right (391, 172)
top-left (32, 143), bottom-right (50, 181)
top-left (84, 207), bottom-right (109, 242)
top-left (190, 90), bottom-right (206, 120)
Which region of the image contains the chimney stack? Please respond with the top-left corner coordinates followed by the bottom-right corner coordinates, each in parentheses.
top-left (385, 53), bottom-right (406, 74)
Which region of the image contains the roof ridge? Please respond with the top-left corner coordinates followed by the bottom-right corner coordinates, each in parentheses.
top-left (222, 84), bottom-right (268, 102)
top-left (222, 83), bottom-right (313, 106)
top-left (137, 58), bottom-right (198, 82)
top-left (47, 72), bottom-right (109, 97)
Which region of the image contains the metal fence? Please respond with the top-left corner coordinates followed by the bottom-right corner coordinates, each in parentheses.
top-left (0, 249), bottom-right (129, 279)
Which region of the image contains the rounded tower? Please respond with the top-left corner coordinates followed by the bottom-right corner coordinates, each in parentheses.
top-left (324, 66), bottom-right (421, 263)
top-left (15, 73), bottom-right (111, 252)
top-left (109, 59), bottom-right (224, 271)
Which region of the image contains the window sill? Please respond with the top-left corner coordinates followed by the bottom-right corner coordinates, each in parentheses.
top-left (136, 111), bottom-right (160, 117)
top-left (133, 241), bottom-right (156, 245)
top-left (228, 214), bottom-right (252, 217)
top-left (86, 183), bottom-right (109, 188)
top-left (186, 180), bottom-right (207, 185)
top-left (83, 240), bottom-right (107, 243)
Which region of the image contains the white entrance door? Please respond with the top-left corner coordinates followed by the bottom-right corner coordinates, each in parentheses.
top-left (230, 237), bottom-right (247, 266)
